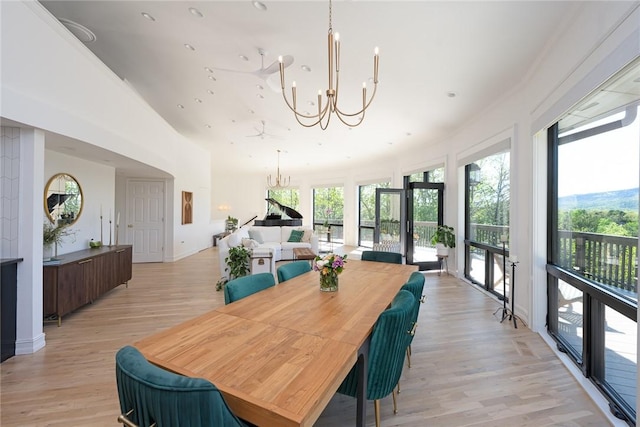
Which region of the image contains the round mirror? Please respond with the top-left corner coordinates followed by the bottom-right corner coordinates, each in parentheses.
top-left (44, 173), bottom-right (84, 226)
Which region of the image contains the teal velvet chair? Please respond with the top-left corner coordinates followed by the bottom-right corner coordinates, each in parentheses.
top-left (277, 261), bottom-right (312, 283)
top-left (361, 250), bottom-right (402, 264)
top-left (401, 271), bottom-right (426, 368)
top-left (337, 290), bottom-right (415, 427)
top-left (115, 345), bottom-right (246, 427)
top-left (224, 272), bottom-right (275, 304)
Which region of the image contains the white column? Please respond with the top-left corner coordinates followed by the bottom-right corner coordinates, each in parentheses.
top-left (16, 128), bottom-right (46, 354)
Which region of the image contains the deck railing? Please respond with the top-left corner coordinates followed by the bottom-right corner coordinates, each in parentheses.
top-left (356, 221), bottom-right (638, 296)
top-left (558, 230), bottom-right (638, 294)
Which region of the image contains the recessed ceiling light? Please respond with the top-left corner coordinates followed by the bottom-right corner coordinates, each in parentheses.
top-left (195, 98), bottom-right (202, 103)
top-left (249, 109), bottom-right (255, 114)
top-left (177, 104), bottom-right (184, 109)
top-left (301, 65), bottom-right (311, 72)
top-left (406, 132), bottom-right (412, 136)
top-left (447, 91), bottom-right (457, 98)
top-left (257, 94), bottom-right (264, 99)
top-left (189, 7), bottom-right (204, 18)
top-left (58, 18), bottom-right (96, 43)
top-left (205, 124), bottom-right (212, 128)
top-left (184, 43), bottom-right (195, 51)
top-left (141, 12), bottom-right (155, 22)
top-left (207, 89), bottom-right (214, 95)
top-left (208, 75), bottom-right (216, 81)
top-left (256, 84), bottom-right (264, 90)
top-left (204, 67), bottom-right (214, 73)
top-left (239, 54), bottom-right (249, 61)
top-left (307, 101), bottom-right (315, 106)
top-left (252, 1), bottom-right (267, 11)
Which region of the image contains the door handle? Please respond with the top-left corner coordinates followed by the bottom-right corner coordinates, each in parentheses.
top-left (127, 224), bottom-right (133, 228)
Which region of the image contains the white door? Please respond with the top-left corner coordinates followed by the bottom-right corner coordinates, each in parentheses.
top-left (126, 180), bottom-right (165, 263)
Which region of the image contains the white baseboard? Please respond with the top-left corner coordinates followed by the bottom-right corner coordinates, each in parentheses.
top-left (15, 332), bottom-right (46, 355)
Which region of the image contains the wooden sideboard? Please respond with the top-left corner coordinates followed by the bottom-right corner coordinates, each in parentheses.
top-left (43, 245), bottom-right (132, 326)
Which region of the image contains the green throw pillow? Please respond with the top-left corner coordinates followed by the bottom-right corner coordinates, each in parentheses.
top-left (288, 229), bottom-right (304, 242)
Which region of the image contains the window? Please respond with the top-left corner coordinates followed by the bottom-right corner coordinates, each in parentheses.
top-left (358, 182), bottom-right (390, 247)
top-left (407, 167), bottom-right (444, 183)
top-left (547, 58), bottom-right (639, 424)
top-left (464, 150), bottom-right (510, 297)
top-left (267, 188), bottom-right (299, 211)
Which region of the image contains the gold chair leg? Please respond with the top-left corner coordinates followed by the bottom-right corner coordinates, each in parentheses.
top-left (117, 410), bottom-right (139, 427)
top-left (374, 399), bottom-right (381, 427)
top-left (392, 388), bottom-right (398, 414)
top-left (397, 379), bottom-right (401, 394)
top-left (406, 345), bottom-right (411, 368)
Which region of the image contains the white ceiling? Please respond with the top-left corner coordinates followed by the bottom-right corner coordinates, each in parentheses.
top-left (38, 0), bottom-right (576, 176)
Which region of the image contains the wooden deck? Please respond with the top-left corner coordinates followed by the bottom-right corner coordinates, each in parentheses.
top-left (0, 247), bottom-right (614, 426)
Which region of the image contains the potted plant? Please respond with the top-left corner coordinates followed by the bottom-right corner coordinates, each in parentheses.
top-left (215, 246), bottom-right (251, 291)
top-left (431, 225), bottom-right (456, 256)
top-left (225, 215), bottom-right (238, 232)
top-left (43, 222), bottom-right (72, 260)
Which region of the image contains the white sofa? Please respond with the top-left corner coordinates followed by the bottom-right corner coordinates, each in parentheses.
top-left (218, 225), bottom-right (319, 280)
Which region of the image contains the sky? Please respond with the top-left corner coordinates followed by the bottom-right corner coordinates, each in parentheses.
top-left (558, 110), bottom-right (640, 198)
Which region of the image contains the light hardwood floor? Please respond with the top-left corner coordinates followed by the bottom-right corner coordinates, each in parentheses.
top-left (1, 248), bottom-right (611, 426)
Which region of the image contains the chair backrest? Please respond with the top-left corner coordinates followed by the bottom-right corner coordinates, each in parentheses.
top-left (401, 271), bottom-right (426, 343)
top-left (224, 272), bottom-right (275, 304)
top-left (115, 345), bottom-right (245, 427)
top-left (277, 261), bottom-right (312, 283)
top-left (337, 289), bottom-right (415, 401)
top-left (361, 250), bottom-right (402, 264)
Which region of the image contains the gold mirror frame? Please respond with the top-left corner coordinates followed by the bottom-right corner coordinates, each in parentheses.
top-left (44, 173), bottom-right (84, 226)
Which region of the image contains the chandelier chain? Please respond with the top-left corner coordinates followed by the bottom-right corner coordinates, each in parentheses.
top-left (328, 0), bottom-right (332, 33)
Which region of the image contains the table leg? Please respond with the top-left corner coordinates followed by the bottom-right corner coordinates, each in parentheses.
top-left (356, 336), bottom-right (370, 427)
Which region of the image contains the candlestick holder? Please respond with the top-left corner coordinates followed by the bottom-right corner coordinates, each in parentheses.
top-left (115, 225), bottom-right (119, 246)
top-left (109, 220), bottom-right (112, 247)
top-left (507, 259), bottom-right (523, 328)
top-left (100, 215), bottom-right (103, 244)
top-left (493, 241), bottom-right (510, 322)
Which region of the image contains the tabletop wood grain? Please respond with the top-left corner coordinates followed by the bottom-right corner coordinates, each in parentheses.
top-left (135, 259), bottom-right (417, 426)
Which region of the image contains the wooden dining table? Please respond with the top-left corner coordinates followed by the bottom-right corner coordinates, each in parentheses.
top-left (135, 259), bottom-right (417, 427)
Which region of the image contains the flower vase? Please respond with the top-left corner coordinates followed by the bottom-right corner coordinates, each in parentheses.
top-left (43, 244), bottom-right (53, 261)
top-left (320, 270), bottom-right (339, 292)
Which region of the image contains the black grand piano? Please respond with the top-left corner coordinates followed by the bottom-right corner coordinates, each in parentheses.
top-left (254, 198), bottom-right (303, 227)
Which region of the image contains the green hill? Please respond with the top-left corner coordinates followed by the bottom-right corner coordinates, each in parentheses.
top-left (558, 188), bottom-right (639, 211)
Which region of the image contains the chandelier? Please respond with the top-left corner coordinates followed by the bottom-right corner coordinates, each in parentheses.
top-left (278, 0), bottom-right (379, 129)
top-left (267, 150), bottom-right (290, 189)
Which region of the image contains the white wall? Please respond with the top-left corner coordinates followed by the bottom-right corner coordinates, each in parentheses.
top-left (1, 1), bottom-right (215, 261)
top-left (44, 150), bottom-right (115, 254)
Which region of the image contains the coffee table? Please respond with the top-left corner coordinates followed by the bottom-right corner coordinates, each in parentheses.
top-left (293, 247), bottom-right (316, 262)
